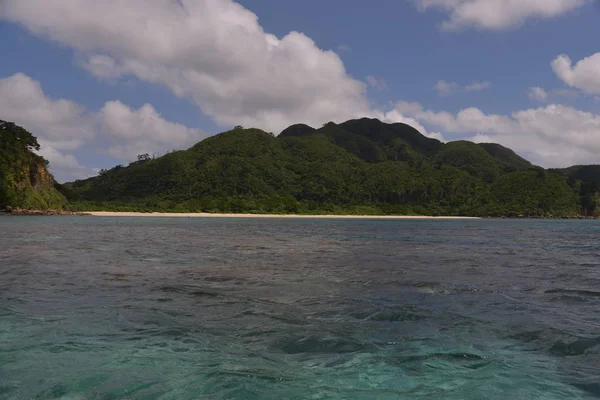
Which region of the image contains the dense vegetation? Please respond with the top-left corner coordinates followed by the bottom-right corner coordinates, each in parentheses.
top-left (0, 117), bottom-right (595, 216)
top-left (0, 120), bottom-right (66, 210)
top-left (553, 165), bottom-right (600, 216)
top-left (52, 117), bottom-right (596, 217)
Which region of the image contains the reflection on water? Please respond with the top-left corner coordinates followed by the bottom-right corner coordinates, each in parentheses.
top-left (1, 216), bottom-right (600, 399)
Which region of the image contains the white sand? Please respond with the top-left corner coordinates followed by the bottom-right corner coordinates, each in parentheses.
top-left (86, 211), bottom-right (480, 219)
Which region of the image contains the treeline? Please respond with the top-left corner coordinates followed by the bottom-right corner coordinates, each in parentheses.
top-left (552, 165), bottom-right (600, 217)
top-left (1, 117), bottom-right (596, 216)
top-left (0, 120), bottom-right (65, 210)
top-left (57, 118), bottom-right (595, 217)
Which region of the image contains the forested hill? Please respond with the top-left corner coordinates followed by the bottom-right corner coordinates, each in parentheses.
top-left (0, 120), bottom-right (66, 210)
top-left (49, 117), bottom-right (595, 217)
top-left (552, 165), bottom-right (600, 217)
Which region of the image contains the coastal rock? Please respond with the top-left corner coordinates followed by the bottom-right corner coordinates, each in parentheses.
top-left (5, 208), bottom-right (88, 216)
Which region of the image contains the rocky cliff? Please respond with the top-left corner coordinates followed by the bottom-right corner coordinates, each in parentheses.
top-left (0, 120), bottom-right (66, 210)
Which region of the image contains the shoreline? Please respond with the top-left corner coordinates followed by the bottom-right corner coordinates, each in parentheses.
top-left (85, 211), bottom-right (481, 219)
top-left (3, 209), bottom-right (595, 219)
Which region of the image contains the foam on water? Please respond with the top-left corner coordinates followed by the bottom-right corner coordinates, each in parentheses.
top-left (1, 216), bottom-right (600, 399)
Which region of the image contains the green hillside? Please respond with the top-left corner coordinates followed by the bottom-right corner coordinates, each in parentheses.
top-left (0, 120), bottom-right (66, 210)
top-left (55, 118), bottom-right (590, 217)
top-left (434, 141), bottom-right (504, 183)
top-left (553, 165), bottom-right (600, 216)
top-left (279, 123), bottom-right (317, 138)
top-left (339, 118), bottom-right (442, 157)
top-left (478, 143), bottom-right (533, 172)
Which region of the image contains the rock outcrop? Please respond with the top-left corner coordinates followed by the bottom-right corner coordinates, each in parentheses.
top-left (0, 120), bottom-right (67, 210)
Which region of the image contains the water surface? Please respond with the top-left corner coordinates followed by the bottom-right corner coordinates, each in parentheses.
top-left (1, 216), bottom-right (600, 399)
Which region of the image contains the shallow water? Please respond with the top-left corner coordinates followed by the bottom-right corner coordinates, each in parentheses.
top-left (1, 216), bottom-right (600, 399)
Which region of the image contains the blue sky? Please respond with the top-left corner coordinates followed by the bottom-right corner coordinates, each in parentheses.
top-left (0, 0), bottom-right (599, 182)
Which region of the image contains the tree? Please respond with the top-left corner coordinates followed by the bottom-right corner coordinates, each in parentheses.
top-left (137, 153), bottom-right (151, 162)
top-left (0, 120), bottom-right (66, 209)
top-left (60, 119), bottom-right (586, 217)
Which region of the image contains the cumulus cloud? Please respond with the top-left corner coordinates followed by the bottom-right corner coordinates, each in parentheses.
top-left (0, 0), bottom-right (370, 133)
top-left (414, 0), bottom-right (589, 30)
top-left (0, 73), bottom-right (97, 182)
top-left (434, 80), bottom-right (459, 96)
top-left (465, 81), bottom-right (492, 92)
top-left (435, 80), bottom-right (492, 96)
top-left (99, 101), bottom-right (206, 160)
top-left (36, 142), bottom-right (97, 182)
top-left (527, 86), bottom-right (579, 103)
top-left (0, 73), bottom-right (207, 181)
top-left (0, 73), bottom-right (94, 150)
top-left (391, 101), bottom-right (425, 115)
top-left (2, 1), bottom-right (598, 171)
top-left (373, 104), bottom-right (446, 142)
top-left (396, 101), bottom-right (600, 167)
top-left (528, 87), bottom-right (549, 102)
top-left (552, 53), bottom-right (600, 95)
top-left (366, 76), bottom-right (389, 92)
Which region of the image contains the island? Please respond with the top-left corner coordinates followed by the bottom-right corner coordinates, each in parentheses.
top-left (1, 118), bottom-right (598, 218)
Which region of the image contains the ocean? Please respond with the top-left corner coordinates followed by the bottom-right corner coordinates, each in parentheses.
top-left (1, 216), bottom-right (599, 399)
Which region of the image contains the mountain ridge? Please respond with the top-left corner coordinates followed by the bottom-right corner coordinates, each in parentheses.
top-left (1, 118), bottom-right (596, 216)
top-left (47, 117), bottom-right (597, 217)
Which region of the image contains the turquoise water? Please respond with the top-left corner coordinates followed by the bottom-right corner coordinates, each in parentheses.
top-left (1, 216), bottom-right (600, 399)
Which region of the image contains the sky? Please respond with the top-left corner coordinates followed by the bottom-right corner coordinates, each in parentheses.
top-left (1, 0), bottom-right (599, 182)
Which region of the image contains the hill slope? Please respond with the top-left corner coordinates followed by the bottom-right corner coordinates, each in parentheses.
top-left (478, 143), bottom-right (533, 172)
top-left (553, 165), bottom-right (600, 216)
top-left (0, 120), bottom-right (66, 210)
top-left (60, 119), bottom-right (587, 217)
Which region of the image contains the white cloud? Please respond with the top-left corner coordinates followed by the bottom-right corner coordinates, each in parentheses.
top-left (373, 107), bottom-right (446, 142)
top-left (552, 53), bottom-right (600, 95)
top-left (528, 87), bottom-right (549, 102)
top-left (399, 102), bottom-right (600, 167)
top-left (366, 75), bottom-right (389, 92)
top-left (0, 0), bottom-right (370, 133)
top-left (435, 80), bottom-right (492, 96)
top-left (0, 72), bottom-right (208, 181)
top-left (2, 2), bottom-right (598, 171)
top-left (434, 80), bottom-right (459, 96)
top-left (36, 142), bottom-right (97, 182)
top-left (3, 70), bottom-right (598, 176)
top-left (465, 81), bottom-right (492, 92)
top-left (415, 0), bottom-right (589, 30)
top-left (0, 73), bottom-right (97, 182)
top-left (552, 89), bottom-right (580, 98)
top-left (99, 101), bottom-right (206, 160)
top-left (527, 86), bottom-right (579, 103)
top-left (0, 73), bottom-right (94, 150)
top-left (391, 101), bottom-right (425, 115)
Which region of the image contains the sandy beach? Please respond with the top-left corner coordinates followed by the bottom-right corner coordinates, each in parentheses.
top-left (86, 211), bottom-right (480, 219)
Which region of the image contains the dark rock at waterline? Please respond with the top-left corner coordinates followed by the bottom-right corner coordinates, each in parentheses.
top-left (3, 207), bottom-right (88, 216)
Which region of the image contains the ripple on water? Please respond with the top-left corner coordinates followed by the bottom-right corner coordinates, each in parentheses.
top-left (1, 217), bottom-right (600, 399)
